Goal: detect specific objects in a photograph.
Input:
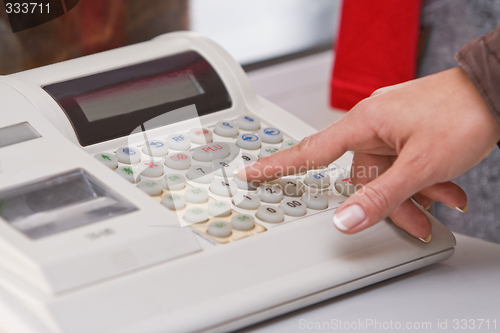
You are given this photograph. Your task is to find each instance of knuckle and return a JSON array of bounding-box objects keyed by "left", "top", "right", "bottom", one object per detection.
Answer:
[{"left": 359, "top": 182, "right": 396, "bottom": 216}]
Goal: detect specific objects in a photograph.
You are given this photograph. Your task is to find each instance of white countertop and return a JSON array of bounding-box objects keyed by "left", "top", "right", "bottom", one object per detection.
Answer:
[{"left": 244, "top": 51, "right": 500, "bottom": 333}]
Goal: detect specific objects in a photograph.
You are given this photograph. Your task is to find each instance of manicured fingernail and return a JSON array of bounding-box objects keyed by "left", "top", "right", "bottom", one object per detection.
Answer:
[
  {"left": 333, "top": 204, "right": 366, "bottom": 231},
  {"left": 456, "top": 205, "right": 468, "bottom": 213},
  {"left": 419, "top": 234, "right": 432, "bottom": 244},
  {"left": 424, "top": 204, "right": 431, "bottom": 211}
]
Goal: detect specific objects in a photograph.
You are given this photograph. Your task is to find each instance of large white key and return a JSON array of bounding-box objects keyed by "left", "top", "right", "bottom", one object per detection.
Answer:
[
  {"left": 237, "top": 114, "right": 260, "bottom": 131},
  {"left": 214, "top": 120, "right": 240, "bottom": 137},
  {"left": 256, "top": 205, "right": 284, "bottom": 223},
  {"left": 142, "top": 140, "right": 169, "bottom": 157},
  {"left": 166, "top": 133, "right": 191, "bottom": 151},
  {"left": 116, "top": 146, "right": 141, "bottom": 164},
  {"left": 192, "top": 142, "right": 230, "bottom": 162},
  {"left": 94, "top": 152, "right": 118, "bottom": 169}
]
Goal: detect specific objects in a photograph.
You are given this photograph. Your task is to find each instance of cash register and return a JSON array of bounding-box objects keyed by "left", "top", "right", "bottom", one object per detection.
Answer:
[{"left": 0, "top": 31, "right": 456, "bottom": 333}]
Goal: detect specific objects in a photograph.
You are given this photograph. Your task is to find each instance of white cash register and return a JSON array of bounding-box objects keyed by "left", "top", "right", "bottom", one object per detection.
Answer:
[{"left": 0, "top": 32, "right": 455, "bottom": 333}]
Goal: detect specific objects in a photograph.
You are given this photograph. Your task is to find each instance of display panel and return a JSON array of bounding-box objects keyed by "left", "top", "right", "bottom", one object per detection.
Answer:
[
  {"left": 43, "top": 51, "right": 232, "bottom": 146},
  {"left": 0, "top": 169, "right": 137, "bottom": 239}
]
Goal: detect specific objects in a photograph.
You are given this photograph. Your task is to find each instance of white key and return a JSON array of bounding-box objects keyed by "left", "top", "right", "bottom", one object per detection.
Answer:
[
  {"left": 236, "top": 133, "right": 261, "bottom": 150},
  {"left": 233, "top": 173, "right": 259, "bottom": 190},
  {"left": 116, "top": 146, "right": 141, "bottom": 164},
  {"left": 233, "top": 192, "right": 261, "bottom": 210},
  {"left": 192, "top": 142, "right": 230, "bottom": 162},
  {"left": 281, "top": 139, "right": 296, "bottom": 149},
  {"left": 279, "top": 178, "right": 305, "bottom": 197},
  {"left": 94, "top": 153, "right": 118, "bottom": 169},
  {"left": 184, "top": 207, "right": 209, "bottom": 224},
  {"left": 209, "top": 179, "right": 237, "bottom": 197},
  {"left": 207, "top": 221, "right": 232, "bottom": 237},
  {"left": 233, "top": 153, "right": 258, "bottom": 167},
  {"left": 259, "top": 127, "right": 283, "bottom": 144},
  {"left": 164, "top": 174, "right": 186, "bottom": 190},
  {"left": 280, "top": 197, "right": 307, "bottom": 216},
  {"left": 334, "top": 175, "right": 356, "bottom": 197},
  {"left": 140, "top": 160, "right": 164, "bottom": 177},
  {"left": 237, "top": 114, "right": 260, "bottom": 131},
  {"left": 164, "top": 152, "right": 191, "bottom": 170},
  {"left": 187, "top": 165, "right": 214, "bottom": 184},
  {"left": 188, "top": 128, "right": 213, "bottom": 144},
  {"left": 161, "top": 193, "right": 186, "bottom": 210},
  {"left": 138, "top": 180, "right": 163, "bottom": 196},
  {"left": 214, "top": 120, "right": 239, "bottom": 137},
  {"left": 259, "top": 146, "right": 281, "bottom": 158},
  {"left": 142, "top": 140, "right": 169, "bottom": 156},
  {"left": 304, "top": 170, "right": 330, "bottom": 188},
  {"left": 256, "top": 205, "right": 284, "bottom": 223},
  {"left": 116, "top": 166, "right": 140, "bottom": 183},
  {"left": 301, "top": 192, "right": 328, "bottom": 210},
  {"left": 231, "top": 214, "right": 255, "bottom": 231},
  {"left": 166, "top": 133, "right": 191, "bottom": 151},
  {"left": 211, "top": 159, "right": 237, "bottom": 177},
  {"left": 208, "top": 201, "right": 232, "bottom": 217},
  {"left": 256, "top": 185, "right": 283, "bottom": 203},
  {"left": 185, "top": 187, "right": 209, "bottom": 203}
]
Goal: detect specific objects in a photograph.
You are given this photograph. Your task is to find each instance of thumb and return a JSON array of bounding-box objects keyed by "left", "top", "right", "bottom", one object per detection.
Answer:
[{"left": 333, "top": 149, "right": 435, "bottom": 234}]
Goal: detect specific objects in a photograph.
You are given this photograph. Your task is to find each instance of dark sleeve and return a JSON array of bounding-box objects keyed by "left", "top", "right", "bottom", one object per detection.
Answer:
[{"left": 455, "top": 25, "right": 500, "bottom": 127}]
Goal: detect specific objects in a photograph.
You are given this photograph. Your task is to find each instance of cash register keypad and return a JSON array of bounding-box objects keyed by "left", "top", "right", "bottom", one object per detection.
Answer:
[{"left": 93, "top": 116, "right": 348, "bottom": 244}]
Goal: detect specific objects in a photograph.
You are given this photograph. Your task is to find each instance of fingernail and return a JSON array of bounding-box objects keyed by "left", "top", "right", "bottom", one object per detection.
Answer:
[
  {"left": 233, "top": 161, "right": 256, "bottom": 178},
  {"left": 455, "top": 205, "right": 468, "bottom": 213},
  {"left": 419, "top": 234, "right": 432, "bottom": 244},
  {"left": 333, "top": 204, "right": 366, "bottom": 231},
  {"left": 424, "top": 204, "right": 431, "bottom": 211}
]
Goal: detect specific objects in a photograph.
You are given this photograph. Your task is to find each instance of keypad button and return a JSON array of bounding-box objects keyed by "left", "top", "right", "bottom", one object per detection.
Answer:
[
  {"left": 236, "top": 133, "right": 261, "bottom": 150},
  {"left": 94, "top": 153, "right": 118, "bottom": 169},
  {"left": 161, "top": 193, "right": 186, "bottom": 210},
  {"left": 301, "top": 192, "right": 328, "bottom": 210},
  {"left": 164, "top": 174, "right": 186, "bottom": 190},
  {"left": 166, "top": 134, "right": 191, "bottom": 151},
  {"left": 192, "top": 142, "right": 230, "bottom": 162},
  {"left": 188, "top": 128, "right": 213, "bottom": 144},
  {"left": 116, "top": 166, "right": 140, "bottom": 183},
  {"left": 207, "top": 221, "right": 232, "bottom": 237},
  {"left": 334, "top": 175, "right": 356, "bottom": 197},
  {"left": 185, "top": 187, "right": 209, "bottom": 203},
  {"left": 280, "top": 197, "right": 307, "bottom": 216},
  {"left": 116, "top": 146, "right": 141, "bottom": 164},
  {"left": 209, "top": 179, "right": 237, "bottom": 197},
  {"left": 211, "top": 159, "right": 237, "bottom": 177},
  {"left": 164, "top": 153, "right": 191, "bottom": 170},
  {"left": 142, "top": 140, "right": 168, "bottom": 156},
  {"left": 256, "top": 205, "right": 284, "bottom": 223},
  {"left": 138, "top": 180, "right": 163, "bottom": 196},
  {"left": 304, "top": 170, "right": 330, "bottom": 188},
  {"left": 259, "top": 146, "right": 281, "bottom": 158},
  {"left": 208, "top": 201, "right": 232, "bottom": 217},
  {"left": 233, "top": 173, "right": 259, "bottom": 190},
  {"left": 214, "top": 120, "right": 240, "bottom": 137},
  {"left": 237, "top": 115, "right": 261, "bottom": 131},
  {"left": 256, "top": 185, "right": 283, "bottom": 203},
  {"left": 186, "top": 165, "right": 214, "bottom": 184},
  {"left": 233, "top": 192, "right": 261, "bottom": 210},
  {"left": 259, "top": 127, "right": 283, "bottom": 144},
  {"left": 231, "top": 214, "right": 255, "bottom": 231},
  {"left": 233, "top": 153, "right": 258, "bottom": 167},
  {"left": 140, "top": 160, "right": 164, "bottom": 177},
  {"left": 279, "top": 178, "right": 305, "bottom": 197},
  {"left": 281, "top": 139, "right": 297, "bottom": 149},
  {"left": 184, "top": 207, "right": 209, "bottom": 223}
]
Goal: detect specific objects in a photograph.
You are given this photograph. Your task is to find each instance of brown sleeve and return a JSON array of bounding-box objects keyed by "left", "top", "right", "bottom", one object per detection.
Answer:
[{"left": 455, "top": 25, "right": 500, "bottom": 128}]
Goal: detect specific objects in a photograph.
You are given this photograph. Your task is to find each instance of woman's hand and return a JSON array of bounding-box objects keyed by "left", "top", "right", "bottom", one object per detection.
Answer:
[{"left": 237, "top": 67, "right": 500, "bottom": 241}]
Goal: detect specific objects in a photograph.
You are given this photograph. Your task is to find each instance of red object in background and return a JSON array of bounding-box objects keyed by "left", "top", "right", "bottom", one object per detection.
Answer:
[{"left": 330, "top": 0, "right": 422, "bottom": 111}]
